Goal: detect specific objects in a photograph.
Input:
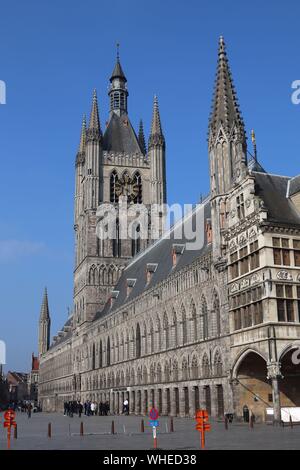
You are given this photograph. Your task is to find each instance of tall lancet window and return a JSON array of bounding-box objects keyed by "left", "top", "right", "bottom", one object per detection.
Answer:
[
  {"left": 110, "top": 170, "right": 119, "bottom": 203},
  {"left": 131, "top": 223, "right": 141, "bottom": 256},
  {"left": 133, "top": 172, "right": 143, "bottom": 203},
  {"left": 112, "top": 218, "right": 121, "bottom": 258}
]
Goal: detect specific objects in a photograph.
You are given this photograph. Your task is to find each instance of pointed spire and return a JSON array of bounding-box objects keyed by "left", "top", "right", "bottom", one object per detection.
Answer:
[
  {"left": 138, "top": 119, "right": 146, "bottom": 155},
  {"left": 76, "top": 115, "right": 86, "bottom": 165},
  {"left": 148, "top": 96, "right": 165, "bottom": 148},
  {"left": 110, "top": 43, "right": 127, "bottom": 82},
  {"left": 40, "top": 288, "right": 50, "bottom": 321},
  {"left": 209, "top": 36, "right": 246, "bottom": 142},
  {"left": 87, "top": 89, "right": 102, "bottom": 141}
]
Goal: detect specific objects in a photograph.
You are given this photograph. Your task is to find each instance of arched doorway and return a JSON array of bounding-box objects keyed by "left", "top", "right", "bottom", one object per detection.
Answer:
[
  {"left": 279, "top": 348, "right": 300, "bottom": 407},
  {"left": 234, "top": 350, "right": 270, "bottom": 420}
]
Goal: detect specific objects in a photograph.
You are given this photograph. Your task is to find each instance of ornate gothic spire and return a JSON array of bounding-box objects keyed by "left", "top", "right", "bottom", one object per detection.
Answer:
[
  {"left": 87, "top": 89, "right": 102, "bottom": 140},
  {"left": 40, "top": 288, "right": 50, "bottom": 321},
  {"left": 148, "top": 96, "right": 165, "bottom": 148},
  {"left": 76, "top": 114, "right": 86, "bottom": 165},
  {"left": 138, "top": 119, "right": 146, "bottom": 155},
  {"left": 209, "top": 36, "right": 246, "bottom": 143}
]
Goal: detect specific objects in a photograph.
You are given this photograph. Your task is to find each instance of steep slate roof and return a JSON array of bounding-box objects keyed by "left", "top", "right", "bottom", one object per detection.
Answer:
[
  {"left": 102, "top": 112, "right": 144, "bottom": 154},
  {"left": 96, "top": 200, "right": 212, "bottom": 320},
  {"left": 253, "top": 172, "right": 300, "bottom": 227},
  {"left": 49, "top": 316, "right": 73, "bottom": 350}
]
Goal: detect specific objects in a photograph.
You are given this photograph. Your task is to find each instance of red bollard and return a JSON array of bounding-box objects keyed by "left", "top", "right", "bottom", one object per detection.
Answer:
[
  {"left": 111, "top": 420, "right": 115, "bottom": 435},
  {"left": 141, "top": 419, "right": 144, "bottom": 433},
  {"left": 48, "top": 423, "right": 52, "bottom": 438},
  {"left": 80, "top": 421, "right": 84, "bottom": 436}
]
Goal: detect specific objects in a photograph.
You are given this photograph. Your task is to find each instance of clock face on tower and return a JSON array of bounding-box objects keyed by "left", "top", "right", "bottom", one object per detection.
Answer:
[{"left": 115, "top": 173, "right": 139, "bottom": 201}]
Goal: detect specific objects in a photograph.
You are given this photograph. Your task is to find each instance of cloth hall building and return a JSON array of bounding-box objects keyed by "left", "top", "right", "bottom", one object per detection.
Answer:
[{"left": 38, "top": 38, "right": 300, "bottom": 422}]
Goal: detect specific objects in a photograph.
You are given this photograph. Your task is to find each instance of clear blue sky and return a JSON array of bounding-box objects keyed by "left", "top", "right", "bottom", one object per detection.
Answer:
[{"left": 1, "top": 0, "right": 300, "bottom": 371}]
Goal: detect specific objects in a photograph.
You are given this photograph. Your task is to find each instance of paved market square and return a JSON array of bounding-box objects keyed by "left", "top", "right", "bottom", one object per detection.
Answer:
[{"left": 1, "top": 412, "right": 300, "bottom": 450}]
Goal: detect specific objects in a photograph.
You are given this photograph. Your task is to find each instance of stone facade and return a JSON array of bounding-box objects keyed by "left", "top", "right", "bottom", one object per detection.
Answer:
[{"left": 38, "top": 39, "right": 300, "bottom": 422}]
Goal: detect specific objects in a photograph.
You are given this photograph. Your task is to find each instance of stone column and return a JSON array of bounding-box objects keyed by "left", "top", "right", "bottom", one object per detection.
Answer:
[
  {"left": 189, "top": 386, "right": 196, "bottom": 417},
  {"left": 267, "top": 362, "right": 282, "bottom": 424},
  {"left": 142, "top": 390, "right": 147, "bottom": 415}
]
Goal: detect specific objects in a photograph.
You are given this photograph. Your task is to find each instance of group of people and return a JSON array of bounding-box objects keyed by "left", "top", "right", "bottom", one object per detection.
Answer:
[{"left": 63, "top": 400, "right": 110, "bottom": 417}]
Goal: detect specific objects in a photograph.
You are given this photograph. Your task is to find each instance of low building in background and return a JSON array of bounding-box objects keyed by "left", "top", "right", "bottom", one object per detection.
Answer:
[{"left": 7, "top": 371, "right": 28, "bottom": 403}]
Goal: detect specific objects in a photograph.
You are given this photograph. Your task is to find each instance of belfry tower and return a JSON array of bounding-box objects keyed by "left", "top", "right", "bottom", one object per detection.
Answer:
[{"left": 73, "top": 51, "right": 167, "bottom": 326}]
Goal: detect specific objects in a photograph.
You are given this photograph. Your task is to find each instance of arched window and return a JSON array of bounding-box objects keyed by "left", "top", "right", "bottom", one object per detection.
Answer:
[
  {"left": 173, "top": 359, "right": 179, "bottom": 381},
  {"left": 133, "top": 172, "right": 142, "bottom": 203},
  {"left": 163, "top": 312, "right": 169, "bottom": 349},
  {"left": 136, "top": 323, "right": 141, "bottom": 358},
  {"left": 91, "top": 344, "right": 95, "bottom": 370},
  {"left": 164, "top": 361, "right": 170, "bottom": 382},
  {"left": 131, "top": 223, "right": 141, "bottom": 256},
  {"left": 182, "top": 357, "right": 188, "bottom": 380},
  {"left": 213, "top": 291, "right": 221, "bottom": 336},
  {"left": 110, "top": 170, "right": 119, "bottom": 203},
  {"left": 172, "top": 309, "right": 178, "bottom": 347},
  {"left": 99, "top": 340, "right": 103, "bottom": 368},
  {"left": 214, "top": 351, "right": 223, "bottom": 376},
  {"left": 149, "top": 320, "right": 154, "bottom": 353},
  {"left": 191, "top": 356, "right": 199, "bottom": 379},
  {"left": 201, "top": 297, "right": 209, "bottom": 339},
  {"left": 190, "top": 299, "right": 197, "bottom": 341},
  {"left": 202, "top": 354, "right": 210, "bottom": 377},
  {"left": 157, "top": 363, "right": 162, "bottom": 383},
  {"left": 107, "top": 337, "right": 111, "bottom": 366},
  {"left": 112, "top": 218, "right": 121, "bottom": 257},
  {"left": 181, "top": 304, "right": 187, "bottom": 345}
]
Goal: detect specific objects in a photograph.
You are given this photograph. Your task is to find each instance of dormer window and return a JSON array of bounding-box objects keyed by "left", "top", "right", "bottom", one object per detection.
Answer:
[
  {"left": 172, "top": 244, "right": 185, "bottom": 267},
  {"left": 110, "top": 290, "right": 119, "bottom": 307},
  {"left": 126, "top": 279, "right": 136, "bottom": 297},
  {"left": 146, "top": 263, "right": 158, "bottom": 284}
]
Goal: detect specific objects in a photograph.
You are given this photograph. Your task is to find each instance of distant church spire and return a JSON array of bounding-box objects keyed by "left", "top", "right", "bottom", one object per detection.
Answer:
[
  {"left": 109, "top": 46, "right": 128, "bottom": 116},
  {"left": 87, "top": 90, "right": 101, "bottom": 140},
  {"left": 38, "top": 288, "right": 51, "bottom": 356},
  {"left": 209, "top": 36, "right": 246, "bottom": 146},
  {"left": 149, "top": 96, "right": 165, "bottom": 148},
  {"left": 138, "top": 119, "right": 146, "bottom": 155}
]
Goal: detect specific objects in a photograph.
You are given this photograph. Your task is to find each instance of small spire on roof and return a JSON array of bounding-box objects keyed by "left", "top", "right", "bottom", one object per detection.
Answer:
[
  {"left": 138, "top": 119, "right": 146, "bottom": 155},
  {"left": 148, "top": 95, "right": 165, "bottom": 148},
  {"left": 251, "top": 129, "right": 257, "bottom": 161},
  {"left": 87, "top": 89, "right": 102, "bottom": 140},
  {"left": 40, "top": 287, "right": 50, "bottom": 321}
]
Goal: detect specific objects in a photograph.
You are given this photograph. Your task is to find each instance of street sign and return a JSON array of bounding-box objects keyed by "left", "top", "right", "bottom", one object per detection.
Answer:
[
  {"left": 149, "top": 408, "right": 159, "bottom": 420},
  {"left": 149, "top": 419, "right": 159, "bottom": 427},
  {"left": 195, "top": 409, "right": 211, "bottom": 449},
  {"left": 3, "top": 409, "right": 17, "bottom": 449}
]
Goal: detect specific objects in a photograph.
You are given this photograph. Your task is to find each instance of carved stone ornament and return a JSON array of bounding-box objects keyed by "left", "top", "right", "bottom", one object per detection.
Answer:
[
  {"left": 245, "top": 198, "right": 251, "bottom": 208},
  {"left": 230, "top": 282, "right": 239, "bottom": 293},
  {"left": 231, "top": 209, "right": 236, "bottom": 218},
  {"left": 276, "top": 270, "right": 293, "bottom": 281},
  {"left": 267, "top": 361, "right": 282, "bottom": 380}
]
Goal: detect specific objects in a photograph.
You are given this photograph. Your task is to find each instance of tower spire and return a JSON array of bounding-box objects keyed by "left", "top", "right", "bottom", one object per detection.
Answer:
[
  {"left": 209, "top": 36, "right": 246, "bottom": 145},
  {"left": 87, "top": 89, "right": 101, "bottom": 138},
  {"left": 138, "top": 119, "right": 146, "bottom": 155},
  {"left": 109, "top": 48, "right": 128, "bottom": 115},
  {"left": 76, "top": 114, "right": 86, "bottom": 165},
  {"left": 38, "top": 287, "right": 51, "bottom": 356},
  {"left": 40, "top": 287, "right": 50, "bottom": 321},
  {"left": 149, "top": 96, "right": 165, "bottom": 148}
]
